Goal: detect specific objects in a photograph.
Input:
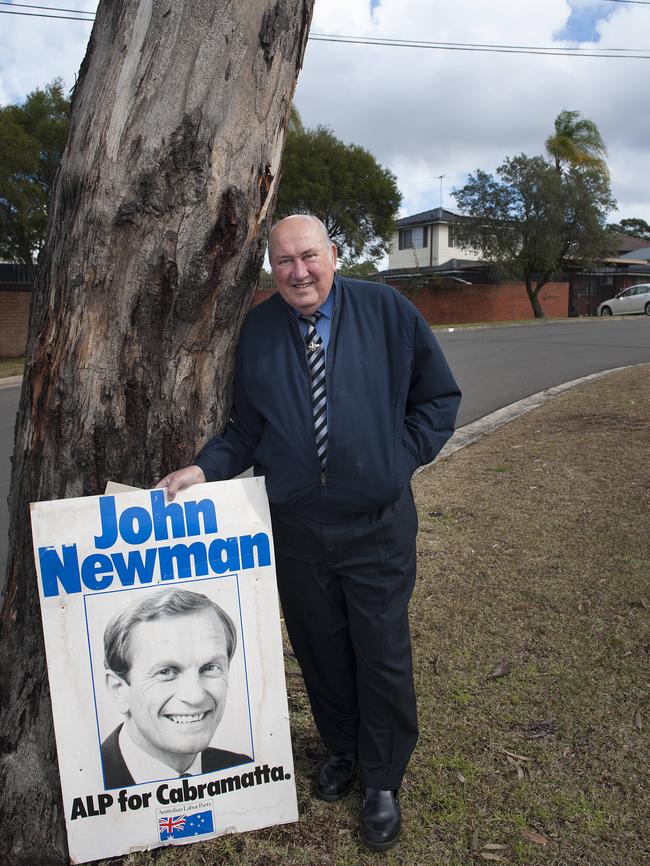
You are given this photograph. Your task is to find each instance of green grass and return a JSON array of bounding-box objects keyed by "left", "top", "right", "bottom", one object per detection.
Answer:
[{"left": 0, "top": 356, "right": 24, "bottom": 378}]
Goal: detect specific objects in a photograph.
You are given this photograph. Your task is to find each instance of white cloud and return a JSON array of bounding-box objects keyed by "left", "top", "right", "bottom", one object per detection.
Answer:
[
  {"left": 0, "top": 0, "right": 648, "bottom": 228},
  {"left": 297, "top": 0, "right": 650, "bottom": 224},
  {"left": 0, "top": 1, "right": 95, "bottom": 104}
]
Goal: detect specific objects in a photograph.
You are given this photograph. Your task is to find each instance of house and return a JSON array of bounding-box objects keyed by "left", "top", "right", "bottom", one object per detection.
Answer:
[{"left": 388, "top": 207, "right": 483, "bottom": 271}]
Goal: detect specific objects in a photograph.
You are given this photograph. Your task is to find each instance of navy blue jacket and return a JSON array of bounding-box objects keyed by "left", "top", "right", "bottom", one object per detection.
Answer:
[{"left": 195, "top": 275, "right": 461, "bottom": 521}]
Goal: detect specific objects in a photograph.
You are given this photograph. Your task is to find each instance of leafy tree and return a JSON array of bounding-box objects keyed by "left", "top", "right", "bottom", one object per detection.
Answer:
[
  {"left": 608, "top": 217, "right": 650, "bottom": 239},
  {"left": 288, "top": 104, "right": 304, "bottom": 133},
  {"left": 453, "top": 154, "right": 615, "bottom": 317},
  {"left": 337, "top": 256, "right": 379, "bottom": 279},
  {"left": 545, "top": 109, "right": 608, "bottom": 177},
  {"left": 0, "top": 79, "right": 70, "bottom": 272},
  {"left": 275, "top": 125, "right": 401, "bottom": 259}
]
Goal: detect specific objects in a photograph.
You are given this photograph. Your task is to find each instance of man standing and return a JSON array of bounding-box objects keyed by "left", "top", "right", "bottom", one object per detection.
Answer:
[{"left": 158, "top": 214, "right": 461, "bottom": 850}]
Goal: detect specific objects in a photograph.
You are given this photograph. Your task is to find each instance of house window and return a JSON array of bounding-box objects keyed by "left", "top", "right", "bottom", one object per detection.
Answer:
[
  {"left": 448, "top": 224, "right": 457, "bottom": 247},
  {"left": 399, "top": 225, "right": 428, "bottom": 249}
]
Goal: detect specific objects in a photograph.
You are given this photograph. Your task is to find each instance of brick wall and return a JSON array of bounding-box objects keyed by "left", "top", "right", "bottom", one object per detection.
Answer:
[
  {"left": 251, "top": 280, "right": 569, "bottom": 322},
  {"left": 0, "top": 289, "right": 31, "bottom": 358},
  {"left": 388, "top": 280, "right": 569, "bottom": 323},
  {"left": 0, "top": 279, "right": 569, "bottom": 360},
  {"left": 251, "top": 287, "right": 276, "bottom": 307}
]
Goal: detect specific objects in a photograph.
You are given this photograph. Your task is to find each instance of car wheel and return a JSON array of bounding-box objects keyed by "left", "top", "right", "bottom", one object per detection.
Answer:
[
  {"left": 600, "top": 306, "right": 612, "bottom": 316},
  {"left": 645, "top": 302, "right": 650, "bottom": 316}
]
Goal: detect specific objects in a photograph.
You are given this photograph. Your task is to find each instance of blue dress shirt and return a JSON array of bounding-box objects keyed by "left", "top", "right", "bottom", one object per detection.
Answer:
[{"left": 293, "top": 287, "right": 334, "bottom": 355}]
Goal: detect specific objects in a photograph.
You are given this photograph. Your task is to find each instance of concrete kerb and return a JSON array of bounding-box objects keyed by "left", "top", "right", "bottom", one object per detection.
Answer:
[
  {"left": 423, "top": 365, "right": 637, "bottom": 471},
  {"left": 431, "top": 315, "right": 630, "bottom": 333},
  {"left": 0, "top": 375, "right": 22, "bottom": 390}
]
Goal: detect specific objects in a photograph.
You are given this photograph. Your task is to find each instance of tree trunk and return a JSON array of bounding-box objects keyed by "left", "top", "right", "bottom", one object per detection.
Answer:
[
  {"left": 0, "top": 1, "right": 314, "bottom": 862},
  {"left": 526, "top": 278, "right": 545, "bottom": 318}
]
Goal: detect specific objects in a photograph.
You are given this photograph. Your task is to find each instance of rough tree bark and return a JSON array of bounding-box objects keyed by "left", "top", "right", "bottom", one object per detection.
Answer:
[
  {"left": 0, "top": 1, "right": 314, "bottom": 862},
  {"left": 525, "top": 278, "right": 546, "bottom": 318}
]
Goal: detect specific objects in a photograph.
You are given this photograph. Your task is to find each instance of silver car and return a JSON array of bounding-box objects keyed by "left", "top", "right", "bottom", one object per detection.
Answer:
[{"left": 598, "top": 284, "right": 650, "bottom": 316}]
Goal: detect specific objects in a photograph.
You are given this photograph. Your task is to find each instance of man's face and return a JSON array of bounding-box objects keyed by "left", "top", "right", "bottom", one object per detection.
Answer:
[
  {"left": 108, "top": 610, "right": 230, "bottom": 771},
  {"left": 269, "top": 216, "right": 337, "bottom": 315}
]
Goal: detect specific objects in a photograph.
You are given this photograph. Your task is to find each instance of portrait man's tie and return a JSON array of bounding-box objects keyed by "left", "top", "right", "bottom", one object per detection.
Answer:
[{"left": 300, "top": 312, "right": 327, "bottom": 469}]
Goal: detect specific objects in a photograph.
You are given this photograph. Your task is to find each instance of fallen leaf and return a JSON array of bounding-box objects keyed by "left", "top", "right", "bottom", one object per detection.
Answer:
[
  {"left": 522, "top": 829, "right": 549, "bottom": 846},
  {"left": 431, "top": 654, "right": 441, "bottom": 675},
  {"left": 634, "top": 707, "right": 643, "bottom": 730},
  {"left": 505, "top": 755, "right": 525, "bottom": 780},
  {"left": 482, "top": 844, "right": 508, "bottom": 850},
  {"left": 478, "top": 855, "right": 503, "bottom": 862},
  {"left": 501, "top": 748, "right": 531, "bottom": 762},
  {"left": 472, "top": 828, "right": 480, "bottom": 852},
  {"left": 457, "top": 771, "right": 466, "bottom": 783},
  {"left": 488, "top": 659, "right": 512, "bottom": 679}
]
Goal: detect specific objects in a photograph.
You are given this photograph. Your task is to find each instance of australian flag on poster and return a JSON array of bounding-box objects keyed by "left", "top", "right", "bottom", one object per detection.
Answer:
[{"left": 159, "top": 809, "right": 214, "bottom": 841}]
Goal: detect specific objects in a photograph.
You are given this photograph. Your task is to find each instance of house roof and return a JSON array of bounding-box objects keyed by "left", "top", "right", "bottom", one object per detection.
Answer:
[
  {"left": 395, "top": 207, "right": 460, "bottom": 228},
  {"left": 377, "top": 258, "right": 488, "bottom": 279},
  {"left": 620, "top": 246, "right": 650, "bottom": 261},
  {"left": 612, "top": 233, "right": 650, "bottom": 255}
]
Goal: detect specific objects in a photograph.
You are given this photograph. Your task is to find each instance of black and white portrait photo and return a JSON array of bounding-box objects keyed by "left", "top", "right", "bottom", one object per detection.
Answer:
[{"left": 86, "top": 583, "right": 254, "bottom": 789}]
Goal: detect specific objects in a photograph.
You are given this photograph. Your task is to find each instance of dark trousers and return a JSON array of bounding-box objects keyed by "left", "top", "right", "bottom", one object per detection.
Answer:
[{"left": 272, "top": 487, "right": 419, "bottom": 790}]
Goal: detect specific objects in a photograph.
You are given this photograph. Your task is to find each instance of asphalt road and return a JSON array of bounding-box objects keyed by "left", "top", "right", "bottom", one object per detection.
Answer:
[
  {"left": 1, "top": 317, "right": 649, "bottom": 589},
  {"left": 435, "top": 317, "right": 650, "bottom": 426}
]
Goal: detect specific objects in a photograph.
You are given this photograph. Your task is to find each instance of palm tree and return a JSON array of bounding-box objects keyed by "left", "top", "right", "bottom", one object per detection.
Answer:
[{"left": 545, "top": 110, "right": 608, "bottom": 176}]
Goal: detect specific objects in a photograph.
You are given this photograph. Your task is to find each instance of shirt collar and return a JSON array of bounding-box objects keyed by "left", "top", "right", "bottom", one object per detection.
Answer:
[{"left": 119, "top": 723, "right": 202, "bottom": 784}]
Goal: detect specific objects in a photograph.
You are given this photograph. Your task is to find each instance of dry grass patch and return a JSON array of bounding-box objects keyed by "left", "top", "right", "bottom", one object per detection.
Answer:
[{"left": 111, "top": 365, "right": 650, "bottom": 866}]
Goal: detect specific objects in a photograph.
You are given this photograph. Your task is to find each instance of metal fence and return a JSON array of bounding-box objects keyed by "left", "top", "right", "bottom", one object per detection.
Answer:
[{"left": 0, "top": 262, "right": 33, "bottom": 286}]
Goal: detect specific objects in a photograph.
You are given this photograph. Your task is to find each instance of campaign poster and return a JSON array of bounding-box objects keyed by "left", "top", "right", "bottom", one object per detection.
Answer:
[{"left": 31, "top": 477, "right": 297, "bottom": 864}]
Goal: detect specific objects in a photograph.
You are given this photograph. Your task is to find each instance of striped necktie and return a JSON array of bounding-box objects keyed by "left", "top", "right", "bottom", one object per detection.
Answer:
[{"left": 300, "top": 312, "right": 327, "bottom": 469}]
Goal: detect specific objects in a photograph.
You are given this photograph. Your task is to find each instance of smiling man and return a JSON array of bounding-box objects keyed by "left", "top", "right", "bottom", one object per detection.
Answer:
[
  {"left": 158, "top": 214, "right": 461, "bottom": 850},
  {"left": 101, "top": 589, "right": 251, "bottom": 789}
]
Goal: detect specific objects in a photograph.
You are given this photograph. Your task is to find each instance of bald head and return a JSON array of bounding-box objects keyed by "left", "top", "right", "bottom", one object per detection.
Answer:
[
  {"left": 268, "top": 214, "right": 332, "bottom": 255},
  {"left": 268, "top": 214, "right": 337, "bottom": 315}
]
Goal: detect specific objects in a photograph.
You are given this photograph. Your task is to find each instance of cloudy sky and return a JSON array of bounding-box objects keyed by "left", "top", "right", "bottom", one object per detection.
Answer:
[{"left": 2, "top": 0, "right": 649, "bottom": 231}]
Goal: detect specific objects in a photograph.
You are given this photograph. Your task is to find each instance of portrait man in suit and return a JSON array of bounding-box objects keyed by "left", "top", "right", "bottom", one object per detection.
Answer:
[{"left": 101, "top": 588, "right": 251, "bottom": 789}]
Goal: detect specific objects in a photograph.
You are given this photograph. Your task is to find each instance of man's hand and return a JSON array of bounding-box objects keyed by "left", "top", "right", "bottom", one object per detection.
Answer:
[{"left": 156, "top": 465, "right": 206, "bottom": 500}]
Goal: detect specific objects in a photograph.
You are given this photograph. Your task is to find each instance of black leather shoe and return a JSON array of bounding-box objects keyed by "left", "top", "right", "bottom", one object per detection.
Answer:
[
  {"left": 315, "top": 750, "right": 357, "bottom": 802},
  {"left": 360, "top": 788, "right": 401, "bottom": 851}
]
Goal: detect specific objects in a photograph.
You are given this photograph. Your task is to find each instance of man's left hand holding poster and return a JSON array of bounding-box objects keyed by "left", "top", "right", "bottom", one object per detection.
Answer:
[{"left": 30, "top": 477, "right": 297, "bottom": 864}]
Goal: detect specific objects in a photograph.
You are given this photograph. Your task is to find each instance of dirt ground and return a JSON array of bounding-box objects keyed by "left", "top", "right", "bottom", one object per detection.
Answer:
[{"left": 116, "top": 364, "right": 650, "bottom": 866}]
